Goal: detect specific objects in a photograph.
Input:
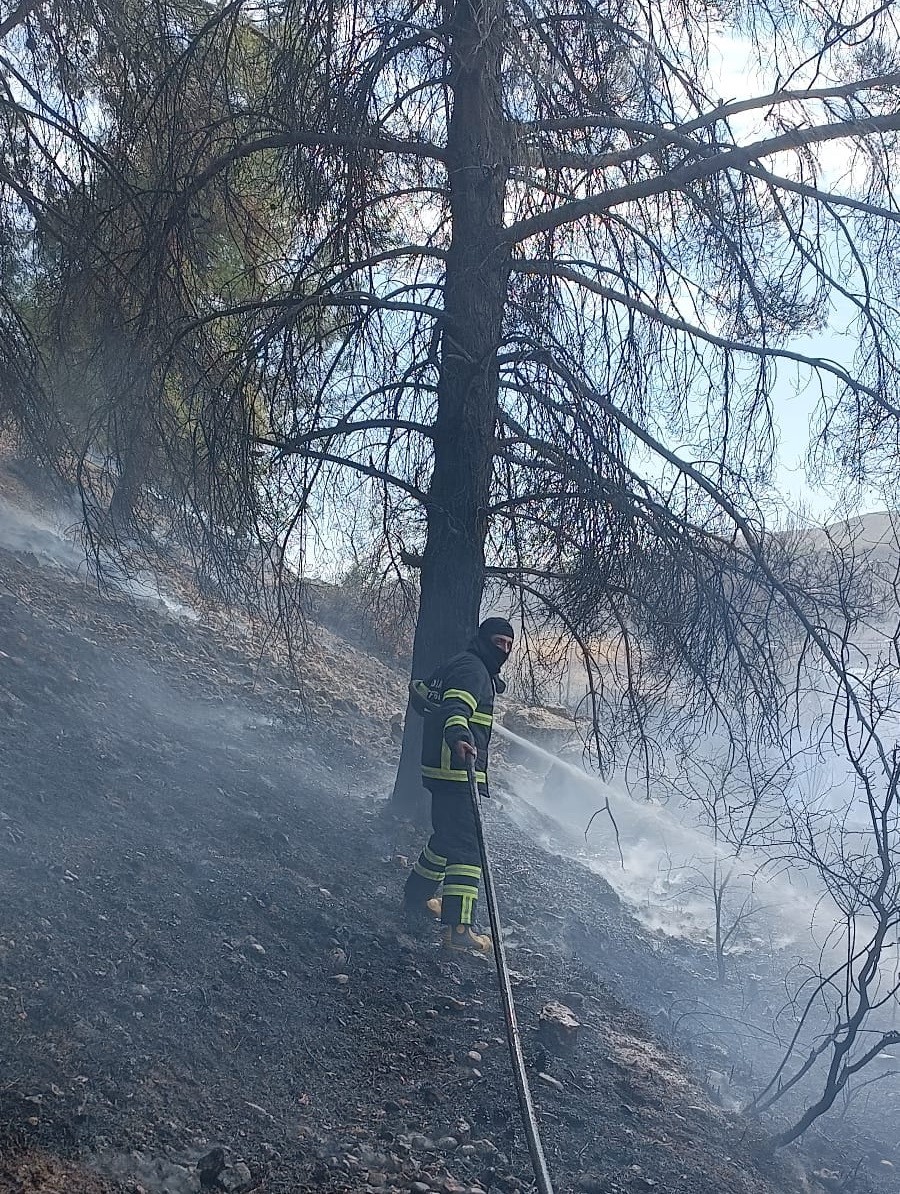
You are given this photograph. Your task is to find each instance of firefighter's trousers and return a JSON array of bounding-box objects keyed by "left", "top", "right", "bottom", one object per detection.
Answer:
[{"left": 404, "top": 779, "right": 482, "bottom": 926}]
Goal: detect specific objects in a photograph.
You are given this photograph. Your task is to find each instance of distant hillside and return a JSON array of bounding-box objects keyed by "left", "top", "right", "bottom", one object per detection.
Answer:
[{"left": 799, "top": 509, "right": 900, "bottom": 569}]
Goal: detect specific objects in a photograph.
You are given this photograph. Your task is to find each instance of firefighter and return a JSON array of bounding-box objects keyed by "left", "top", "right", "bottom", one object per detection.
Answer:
[{"left": 403, "top": 616, "right": 514, "bottom": 955}]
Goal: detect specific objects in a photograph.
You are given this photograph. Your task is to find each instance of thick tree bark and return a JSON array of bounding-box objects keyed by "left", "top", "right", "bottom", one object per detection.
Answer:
[
  {"left": 108, "top": 438, "right": 149, "bottom": 528},
  {"left": 390, "top": 0, "right": 509, "bottom": 811}
]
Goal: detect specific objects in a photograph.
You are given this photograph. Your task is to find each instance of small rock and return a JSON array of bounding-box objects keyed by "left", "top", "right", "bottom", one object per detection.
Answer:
[
  {"left": 367, "top": 1170, "right": 387, "bottom": 1186},
  {"left": 333, "top": 973, "right": 350, "bottom": 985},
  {"left": 812, "top": 1171, "right": 842, "bottom": 1194},
  {"left": 409, "top": 1184, "right": 431, "bottom": 1193},
  {"left": 436, "top": 996, "right": 467, "bottom": 1012},
  {"left": 465, "top": 1051, "right": 482, "bottom": 1065},
  {"left": 458, "top": 1145, "right": 477, "bottom": 1158},
  {"left": 196, "top": 1147, "right": 228, "bottom": 1184},
  {"left": 537, "top": 1001, "right": 580, "bottom": 1057},
  {"left": 577, "top": 1176, "right": 609, "bottom": 1194},
  {"left": 359, "top": 1148, "right": 388, "bottom": 1167},
  {"left": 537, "top": 1072, "right": 563, "bottom": 1092},
  {"left": 454, "top": 1118, "right": 472, "bottom": 1142},
  {"left": 473, "top": 1140, "right": 497, "bottom": 1157},
  {"left": 437, "top": 1136, "right": 459, "bottom": 1152},
  {"left": 220, "top": 1161, "right": 253, "bottom": 1193},
  {"left": 329, "top": 947, "right": 348, "bottom": 967}
]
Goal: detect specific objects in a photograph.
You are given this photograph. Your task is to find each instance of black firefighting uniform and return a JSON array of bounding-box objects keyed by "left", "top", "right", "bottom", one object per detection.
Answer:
[{"left": 404, "top": 647, "right": 497, "bottom": 926}]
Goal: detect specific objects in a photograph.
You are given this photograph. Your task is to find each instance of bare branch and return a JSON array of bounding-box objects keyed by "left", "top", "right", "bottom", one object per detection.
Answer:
[
  {"left": 505, "top": 113, "right": 900, "bottom": 244},
  {"left": 513, "top": 261, "right": 896, "bottom": 411}
]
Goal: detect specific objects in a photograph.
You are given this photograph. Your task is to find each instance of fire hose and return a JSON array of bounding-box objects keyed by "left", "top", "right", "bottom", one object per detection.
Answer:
[{"left": 465, "top": 756, "right": 556, "bottom": 1194}]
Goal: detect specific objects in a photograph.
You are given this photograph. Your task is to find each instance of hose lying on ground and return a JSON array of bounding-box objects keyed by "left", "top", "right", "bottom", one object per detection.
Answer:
[{"left": 465, "top": 758, "right": 556, "bottom": 1194}]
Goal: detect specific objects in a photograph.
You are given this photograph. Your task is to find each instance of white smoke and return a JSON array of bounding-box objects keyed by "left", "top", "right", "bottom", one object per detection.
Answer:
[{"left": 0, "top": 494, "right": 198, "bottom": 622}]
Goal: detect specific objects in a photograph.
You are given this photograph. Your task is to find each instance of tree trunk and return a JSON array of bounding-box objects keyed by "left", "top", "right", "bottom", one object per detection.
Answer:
[
  {"left": 107, "top": 349, "right": 155, "bottom": 532},
  {"left": 391, "top": 0, "right": 509, "bottom": 811},
  {"left": 108, "top": 438, "right": 149, "bottom": 529}
]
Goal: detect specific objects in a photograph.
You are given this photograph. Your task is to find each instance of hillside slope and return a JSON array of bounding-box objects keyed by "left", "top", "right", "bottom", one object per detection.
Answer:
[{"left": 0, "top": 484, "right": 892, "bottom": 1194}]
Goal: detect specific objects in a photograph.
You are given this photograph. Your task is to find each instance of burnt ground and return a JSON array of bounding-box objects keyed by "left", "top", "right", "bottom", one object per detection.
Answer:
[{"left": 0, "top": 521, "right": 896, "bottom": 1194}]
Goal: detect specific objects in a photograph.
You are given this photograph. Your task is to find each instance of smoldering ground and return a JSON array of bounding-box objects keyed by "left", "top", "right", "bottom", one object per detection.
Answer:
[{"left": 1, "top": 490, "right": 898, "bottom": 1193}]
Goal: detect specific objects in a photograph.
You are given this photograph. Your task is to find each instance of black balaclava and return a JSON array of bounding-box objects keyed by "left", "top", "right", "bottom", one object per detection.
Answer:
[{"left": 473, "top": 616, "right": 515, "bottom": 675}]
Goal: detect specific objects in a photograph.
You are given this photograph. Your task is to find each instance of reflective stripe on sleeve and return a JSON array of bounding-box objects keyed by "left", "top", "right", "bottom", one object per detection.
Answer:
[{"left": 442, "top": 688, "right": 478, "bottom": 713}]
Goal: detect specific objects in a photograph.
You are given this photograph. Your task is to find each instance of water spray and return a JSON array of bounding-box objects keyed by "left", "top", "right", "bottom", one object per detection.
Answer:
[
  {"left": 493, "top": 722, "right": 835, "bottom": 953},
  {"left": 494, "top": 722, "right": 736, "bottom": 862}
]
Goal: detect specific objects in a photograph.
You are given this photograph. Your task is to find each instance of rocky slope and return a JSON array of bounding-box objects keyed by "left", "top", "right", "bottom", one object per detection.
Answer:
[{"left": 0, "top": 468, "right": 894, "bottom": 1194}]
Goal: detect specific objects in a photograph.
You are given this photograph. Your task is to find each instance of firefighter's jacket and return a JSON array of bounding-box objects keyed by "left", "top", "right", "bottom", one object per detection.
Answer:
[{"left": 421, "top": 648, "right": 497, "bottom": 788}]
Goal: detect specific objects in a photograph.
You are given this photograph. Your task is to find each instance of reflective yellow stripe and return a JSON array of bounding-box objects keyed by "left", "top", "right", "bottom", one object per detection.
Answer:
[
  {"left": 470, "top": 712, "right": 493, "bottom": 726},
  {"left": 414, "top": 862, "right": 444, "bottom": 882},
  {"left": 422, "top": 766, "right": 487, "bottom": 783},
  {"left": 424, "top": 845, "right": 447, "bottom": 867},
  {"left": 446, "top": 864, "right": 482, "bottom": 879},
  {"left": 443, "top": 688, "right": 478, "bottom": 713},
  {"left": 462, "top": 893, "right": 475, "bottom": 924},
  {"left": 444, "top": 715, "right": 470, "bottom": 731},
  {"left": 442, "top": 884, "right": 480, "bottom": 897}
]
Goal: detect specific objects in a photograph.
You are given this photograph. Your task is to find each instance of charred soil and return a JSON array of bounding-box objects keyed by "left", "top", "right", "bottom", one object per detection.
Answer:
[{"left": 0, "top": 503, "right": 893, "bottom": 1194}]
